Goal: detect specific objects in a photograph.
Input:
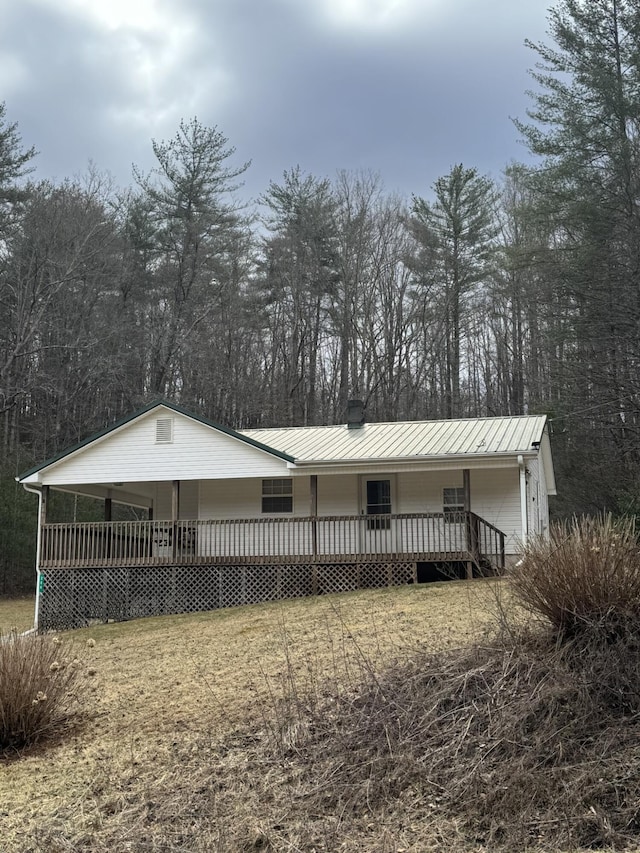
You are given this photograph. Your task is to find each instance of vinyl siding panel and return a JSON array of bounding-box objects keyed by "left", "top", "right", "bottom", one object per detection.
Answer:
[
  {"left": 40, "top": 410, "right": 290, "bottom": 486},
  {"left": 203, "top": 471, "right": 523, "bottom": 553},
  {"left": 527, "top": 458, "right": 541, "bottom": 536},
  {"left": 527, "top": 457, "right": 550, "bottom": 538},
  {"left": 200, "top": 477, "right": 312, "bottom": 519},
  {"left": 469, "top": 469, "right": 522, "bottom": 552},
  {"left": 317, "top": 475, "right": 359, "bottom": 515},
  {"left": 398, "top": 468, "right": 522, "bottom": 553},
  {"left": 198, "top": 477, "right": 312, "bottom": 558}
]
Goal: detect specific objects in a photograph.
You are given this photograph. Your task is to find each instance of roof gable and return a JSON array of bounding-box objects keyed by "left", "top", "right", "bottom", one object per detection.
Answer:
[{"left": 18, "top": 400, "right": 293, "bottom": 484}]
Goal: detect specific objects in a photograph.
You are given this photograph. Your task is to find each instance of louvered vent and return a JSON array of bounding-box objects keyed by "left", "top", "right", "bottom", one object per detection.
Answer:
[{"left": 155, "top": 417, "right": 173, "bottom": 444}]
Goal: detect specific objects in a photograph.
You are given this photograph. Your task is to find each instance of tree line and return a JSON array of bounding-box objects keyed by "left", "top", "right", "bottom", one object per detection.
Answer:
[{"left": 2, "top": 0, "right": 639, "bottom": 591}]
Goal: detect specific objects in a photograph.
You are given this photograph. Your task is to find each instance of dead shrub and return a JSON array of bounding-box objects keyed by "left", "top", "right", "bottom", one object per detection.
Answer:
[
  {"left": 511, "top": 514, "right": 640, "bottom": 637},
  {"left": 0, "top": 630, "right": 82, "bottom": 752},
  {"left": 242, "top": 628, "right": 640, "bottom": 850}
]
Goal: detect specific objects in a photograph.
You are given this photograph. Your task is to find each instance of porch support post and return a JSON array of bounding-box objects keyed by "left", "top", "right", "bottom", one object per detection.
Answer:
[
  {"left": 104, "top": 497, "right": 112, "bottom": 522},
  {"left": 41, "top": 485, "right": 49, "bottom": 526},
  {"left": 518, "top": 455, "right": 528, "bottom": 546},
  {"left": 36, "top": 485, "right": 50, "bottom": 631},
  {"left": 310, "top": 475, "right": 318, "bottom": 559},
  {"left": 172, "top": 481, "right": 180, "bottom": 521},
  {"left": 172, "top": 481, "right": 180, "bottom": 560},
  {"left": 463, "top": 470, "right": 473, "bottom": 580}
]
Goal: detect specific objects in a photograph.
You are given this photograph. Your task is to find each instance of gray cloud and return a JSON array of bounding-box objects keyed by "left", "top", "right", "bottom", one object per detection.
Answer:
[{"left": 1, "top": 0, "right": 551, "bottom": 202}]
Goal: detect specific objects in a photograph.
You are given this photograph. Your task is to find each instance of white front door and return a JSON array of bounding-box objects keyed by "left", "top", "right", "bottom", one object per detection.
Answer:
[{"left": 360, "top": 476, "right": 396, "bottom": 554}]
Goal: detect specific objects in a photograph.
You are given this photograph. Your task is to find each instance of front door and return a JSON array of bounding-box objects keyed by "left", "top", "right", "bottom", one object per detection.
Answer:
[{"left": 360, "top": 477, "right": 396, "bottom": 554}]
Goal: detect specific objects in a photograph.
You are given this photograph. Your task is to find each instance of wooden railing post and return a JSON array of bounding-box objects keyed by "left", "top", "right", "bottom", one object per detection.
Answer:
[
  {"left": 172, "top": 480, "right": 180, "bottom": 561},
  {"left": 310, "top": 475, "right": 318, "bottom": 558}
]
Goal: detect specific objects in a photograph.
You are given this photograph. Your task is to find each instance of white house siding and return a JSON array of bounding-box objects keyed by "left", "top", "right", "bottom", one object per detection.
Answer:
[
  {"left": 526, "top": 457, "right": 550, "bottom": 539},
  {"left": 538, "top": 469, "right": 549, "bottom": 537},
  {"left": 174, "top": 464, "right": 524, "bottom": 557},
  {"left": 396, "top": 467, "right": 523, "bottom": 554},
  {"left": 198, "top": 477, "right": 313, "bottom": 559},
  {"left": 316, "top": 474, "right": 360, "bottom": 554},
  {"left": 193, "top": 469, "right": 525, "bottom": 561},
  {"left": 37, "top": 409, "right": 290, "bottom": 486},
  {"left": 527, "top": 458, "right": 541, "bottom": 536},
  {"left": 469, "top": 468, "right": 523, "bottom": 553},
  {"left": 317, "top": 474, "right": 359, "bottom": 515}
]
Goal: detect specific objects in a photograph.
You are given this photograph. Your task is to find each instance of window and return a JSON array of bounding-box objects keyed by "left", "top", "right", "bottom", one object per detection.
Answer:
[
  {"left": 443, "top": 487, "right": 465, "bottom": 521},
  {"left": 262, "top": 479, "right": 293, "bottom": 513},
  {"left": 366, "top": 479, "right": 392, "bottom": 530}
]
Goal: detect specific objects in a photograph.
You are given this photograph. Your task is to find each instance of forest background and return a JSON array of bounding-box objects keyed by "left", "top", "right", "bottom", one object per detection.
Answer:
[{"left": 2, "top": 0, "right": 638, "bottom": 593}]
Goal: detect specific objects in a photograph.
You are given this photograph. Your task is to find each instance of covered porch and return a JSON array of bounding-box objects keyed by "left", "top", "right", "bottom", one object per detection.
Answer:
[{"left": 39, "top": 511, "right": 506, "bottom": 574}]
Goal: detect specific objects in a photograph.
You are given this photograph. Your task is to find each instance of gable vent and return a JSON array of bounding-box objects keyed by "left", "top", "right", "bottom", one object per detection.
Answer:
[{"left": 155, "top": 417, "right": 173, "bottom": 444}]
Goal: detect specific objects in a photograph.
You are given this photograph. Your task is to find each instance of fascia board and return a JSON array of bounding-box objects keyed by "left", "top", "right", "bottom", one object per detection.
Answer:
[
  {"left": 541, "top": 433, "right": 557, "bottom": 495},
  {"left": 288, "top": 452, "right": 533, "bottom": 476}
]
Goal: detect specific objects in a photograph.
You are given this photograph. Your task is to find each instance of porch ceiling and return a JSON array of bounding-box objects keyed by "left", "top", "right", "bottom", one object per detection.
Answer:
[{"left": 50, "top": 482, "right": 156, "bottom": 508}]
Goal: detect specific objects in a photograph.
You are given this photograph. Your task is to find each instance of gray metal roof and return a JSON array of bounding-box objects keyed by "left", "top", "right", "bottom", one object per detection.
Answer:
[{"left": 242, "top": 415, "right": 549, "bottom": 463}]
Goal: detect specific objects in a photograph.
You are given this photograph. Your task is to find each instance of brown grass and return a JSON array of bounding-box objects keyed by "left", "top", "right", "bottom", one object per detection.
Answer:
[
  {"left": 0, "top": 581, "right": 495, "bottom": 853},
  {"left": 5, "top": 574, "right": 635, "bottom": 852},
  {"left": 0, "top": 596, "right": 35, "bottom": 633}
]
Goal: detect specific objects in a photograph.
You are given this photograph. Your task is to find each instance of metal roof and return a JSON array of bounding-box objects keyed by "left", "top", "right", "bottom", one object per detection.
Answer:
[{"left": 242, "top": 415, "right": 549, "bottom": 463}]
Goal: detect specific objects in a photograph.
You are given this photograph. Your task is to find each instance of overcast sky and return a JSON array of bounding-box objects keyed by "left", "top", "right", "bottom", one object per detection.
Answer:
[{"left": 2, "top": 0, "right": 552, "bottom": 204}]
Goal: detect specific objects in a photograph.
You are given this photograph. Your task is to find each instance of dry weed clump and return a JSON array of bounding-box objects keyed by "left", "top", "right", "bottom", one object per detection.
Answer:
[
  {"left": 511, "top": 514, "right": 640, "bottom": 636},
  {"left": 209, "top": 519, "right": 640, "bottom": 852},
  {"left": 0, "top": 630, "right": 83, "bottom": 752},
  {"left": 238, "top": 627, "right": 640, "bottom": 851}
]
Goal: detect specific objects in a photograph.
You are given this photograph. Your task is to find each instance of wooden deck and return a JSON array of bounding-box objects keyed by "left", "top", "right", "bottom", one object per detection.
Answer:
[{"left": 40, "top": 512, "right": 505, "bottom": 573}]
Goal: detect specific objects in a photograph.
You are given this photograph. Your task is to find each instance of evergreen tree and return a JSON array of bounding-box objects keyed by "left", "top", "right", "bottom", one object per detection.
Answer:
[
  {"left": 411, "top": 165, "right": 498, "bottom": 418},
  {"left": 134, "top": 118, "right": 250, "bottom": 398},
  {"left": 516, "top": 0, "right": 640, "bottom": 511}
]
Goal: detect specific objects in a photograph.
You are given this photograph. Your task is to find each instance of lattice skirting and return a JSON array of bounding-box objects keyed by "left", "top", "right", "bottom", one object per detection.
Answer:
[{"left": 37, "top": 562, "right": 418, "bottom": 631}]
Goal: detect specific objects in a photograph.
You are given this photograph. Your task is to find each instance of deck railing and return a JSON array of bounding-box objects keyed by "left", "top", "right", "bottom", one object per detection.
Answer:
[{"left": 40, "top": 512, "right": 505, "bottom": 572}]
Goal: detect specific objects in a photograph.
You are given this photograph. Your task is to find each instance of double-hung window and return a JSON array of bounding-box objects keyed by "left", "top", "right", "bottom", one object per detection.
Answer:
[
  {"left": 443, "top": 487, "right": 465, "bottom": 521},
  {"left": 262, "top": 479, "right": 293, "bottom": 514}
]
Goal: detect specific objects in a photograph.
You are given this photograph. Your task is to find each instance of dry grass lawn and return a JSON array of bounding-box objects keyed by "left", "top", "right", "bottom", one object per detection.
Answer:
[
  {"left": 1, "top": 580, "right": 501, "bottom": 852},
  {"left": 0, "top": 597, "right": 36, "bottom": 634}
]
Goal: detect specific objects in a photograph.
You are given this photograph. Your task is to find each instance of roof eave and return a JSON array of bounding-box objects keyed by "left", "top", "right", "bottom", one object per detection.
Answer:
[{"left": 291, "top": 449, "right": 540, "bottom": 468}]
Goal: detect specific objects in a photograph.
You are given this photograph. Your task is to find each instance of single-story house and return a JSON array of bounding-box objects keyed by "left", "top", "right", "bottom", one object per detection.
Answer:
[{"left": 18, "top": 400, "right": 556, "bottom": 630}]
